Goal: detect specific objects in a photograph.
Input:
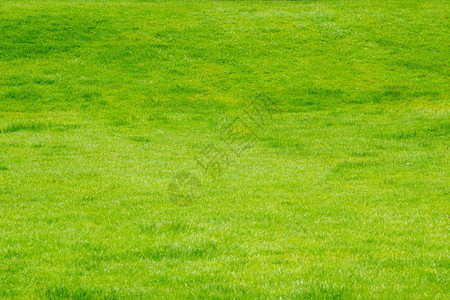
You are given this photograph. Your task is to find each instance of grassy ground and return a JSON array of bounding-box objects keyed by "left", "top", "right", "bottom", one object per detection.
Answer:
[{"left": 0, "top": 0, "right": 449, "bottom": 298}]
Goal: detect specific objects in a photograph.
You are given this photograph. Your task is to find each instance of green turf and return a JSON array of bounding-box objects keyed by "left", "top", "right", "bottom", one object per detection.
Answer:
[{"left": 0, "top": 0, "right": 449, "bottom": 298}]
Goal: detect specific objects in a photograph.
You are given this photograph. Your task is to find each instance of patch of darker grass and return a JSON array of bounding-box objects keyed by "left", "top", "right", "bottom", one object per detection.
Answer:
[
  {"left": 139, "top": 220, "right": 191, "bottom": 234},
  {"left": 1, "top": 122, "right": 48, "bottom": 134},
  {"left": 326, "top": 160, "right": 381, "bottom": 182},
  {"left": 129, "top": 136, "right": 151, "bottom": 143},
  {"left": 53, "top": 124, "right": 81, "bottom": 131},
  {"left": 0, "top": 122, "right": 81, "bottom": 134},
  {"left": 332, "top": 160, "right": 380, "bottom": 173},
  {"left": 80, "top": 195, "right": 96, "bottom": 202}
]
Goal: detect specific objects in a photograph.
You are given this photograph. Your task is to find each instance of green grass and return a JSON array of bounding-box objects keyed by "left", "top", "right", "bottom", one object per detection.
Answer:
[{"left": 0, "top": 0, "right": 449, "bottom": 298}]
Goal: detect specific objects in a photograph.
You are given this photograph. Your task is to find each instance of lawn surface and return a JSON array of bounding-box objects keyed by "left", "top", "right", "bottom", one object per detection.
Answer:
[{"left": 0, "top": 0, "right": 449, "bottom": 298}]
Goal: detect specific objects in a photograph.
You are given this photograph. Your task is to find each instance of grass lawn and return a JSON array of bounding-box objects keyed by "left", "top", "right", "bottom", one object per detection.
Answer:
[{"left": 0, "top": 0, "right": 449, "bottom": 298}]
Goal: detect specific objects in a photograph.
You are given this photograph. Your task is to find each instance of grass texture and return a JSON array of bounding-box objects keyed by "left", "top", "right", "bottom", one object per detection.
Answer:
[{"left": 0, "top": 0, "right": 449, "bottom": 298}]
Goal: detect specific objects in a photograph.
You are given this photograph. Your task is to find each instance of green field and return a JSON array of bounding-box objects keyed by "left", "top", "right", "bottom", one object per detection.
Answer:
[{"left": 0, "top": 0, "right": 449, "bottom": 298}]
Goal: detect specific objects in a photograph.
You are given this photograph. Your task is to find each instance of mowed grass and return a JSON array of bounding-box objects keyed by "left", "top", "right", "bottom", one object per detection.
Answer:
[{"left": 0, "top": 0, "right": 449, "bottom": 298}]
